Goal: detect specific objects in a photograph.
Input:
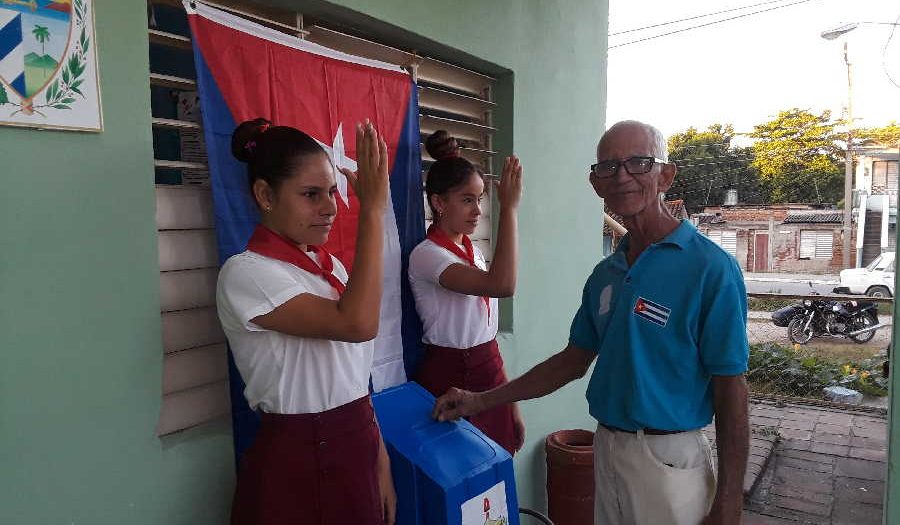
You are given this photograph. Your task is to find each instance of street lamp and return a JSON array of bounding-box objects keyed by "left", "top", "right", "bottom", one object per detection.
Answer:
[
  {"left": 820, "top": 24, "right": 857, "bottom": 269},
  {"left": 820, "top": 23, "right": 859, "bottom": 40},
  {"left": 820, "top": 21, "right": 900, "bottom": 267}
]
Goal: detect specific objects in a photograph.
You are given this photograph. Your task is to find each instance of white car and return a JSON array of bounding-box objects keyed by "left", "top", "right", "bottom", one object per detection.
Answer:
[{"left": 833, "top": 252, "right": 895, "bottom": 297}]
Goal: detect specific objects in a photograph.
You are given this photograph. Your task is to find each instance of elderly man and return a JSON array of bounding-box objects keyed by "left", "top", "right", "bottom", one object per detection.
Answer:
[{"left": 433, "top": 120, "right": 750, "bottom": 525}]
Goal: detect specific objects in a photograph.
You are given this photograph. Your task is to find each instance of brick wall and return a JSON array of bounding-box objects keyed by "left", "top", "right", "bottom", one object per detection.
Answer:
[
  {"left": 770, "top": 225, "right": 847, "bottom": 273},
  {"left": 701, "top": 205, "right": 815, "bottom": 223},
  {"left": 831, "top": 227, "right": 857, "bottom": 269},
  {"left": 703, "top": 223, "right": 855, "bottom": 274}
]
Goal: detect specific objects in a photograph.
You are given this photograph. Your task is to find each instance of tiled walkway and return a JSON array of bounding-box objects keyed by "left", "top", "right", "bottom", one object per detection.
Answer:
[{"left": 741, "top": 400, "right": 888, "bottom": 524}]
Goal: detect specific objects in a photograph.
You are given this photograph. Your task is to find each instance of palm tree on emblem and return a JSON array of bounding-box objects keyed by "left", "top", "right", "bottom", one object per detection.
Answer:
[{"left": 32, "top": 25, "right": 50, "bottom": 56}]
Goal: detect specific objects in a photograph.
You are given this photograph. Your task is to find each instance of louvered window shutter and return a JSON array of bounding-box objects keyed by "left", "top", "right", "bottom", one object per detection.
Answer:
[{"left": 799, "top": 231, "right": 816, "bottom": 259}]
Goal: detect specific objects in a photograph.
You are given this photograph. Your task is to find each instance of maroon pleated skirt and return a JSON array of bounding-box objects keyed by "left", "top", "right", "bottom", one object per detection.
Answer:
[
  {"left": 230, "top": 395, "right": 383, "bottom": 525},
  {"left": 415, "top": 339, "right": 519, "bottom": 455}
]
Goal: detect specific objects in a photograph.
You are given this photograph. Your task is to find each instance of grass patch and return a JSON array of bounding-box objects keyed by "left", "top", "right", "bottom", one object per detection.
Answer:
[
  {"left": 748, "top": 297, "right": 795, "bottom": 312},
  {"left": 747, "top": 342, "right": 888, "bottom": 398},
  {"left": 801, "top": 344, "right": 884, "bottom": 363}
]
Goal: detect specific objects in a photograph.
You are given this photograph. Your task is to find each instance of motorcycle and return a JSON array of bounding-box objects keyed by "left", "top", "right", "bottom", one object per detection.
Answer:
[{"left": 771, "top": 293, "right": 883, "bottom": 345}]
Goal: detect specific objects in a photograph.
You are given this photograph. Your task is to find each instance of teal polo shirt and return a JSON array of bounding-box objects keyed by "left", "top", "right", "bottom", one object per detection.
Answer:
[{"left": 569, "top": 220, "right": 748, "bottom": 431}]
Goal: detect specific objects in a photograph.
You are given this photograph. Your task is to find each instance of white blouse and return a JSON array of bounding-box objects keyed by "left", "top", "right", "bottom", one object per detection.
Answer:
[
  {"left": 216, "top": 251, "right": 374, "bottom": 414},
  {"left": 408, "top": 239, "right": 499, "bottom": 349}
]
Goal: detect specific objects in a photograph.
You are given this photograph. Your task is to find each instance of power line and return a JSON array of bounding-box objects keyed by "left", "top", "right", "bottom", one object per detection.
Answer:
[
  {"left": 591, "top": 150, "right": 842, "bottom": 176},
  {"left": 670, "top": 165, "right": 843, "bottom": 199},
  {"left": 671, "top": 141, "right": 746, "bottom": 149},
  {"left": 675, "top": 155, "right": 839, "bottom": 170},
  {"left": 671, "top": 146, "right": 846, "bottom": 168},
  {"left": 608, "top": 0, "right": 820, "bottom": 50},
  {"left": 670, "top": 159, "right": 845, "bottom": 186},
  {"left": 883, "top": 12, "right": 900, "bottom": 89},
  {"left": 666, "top": 171, "right": 756, "bottom": 190},
  {"left": 669, "top": 168, "right": 846, "bottom": 207},
  {"left": 609, "top": 0, "right": 790, "bottom": 36},
  {"left": 655, "top": 142, "right": 845, "bottom": 163}
]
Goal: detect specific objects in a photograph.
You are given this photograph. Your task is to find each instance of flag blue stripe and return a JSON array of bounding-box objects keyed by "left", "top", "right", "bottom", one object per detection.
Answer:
[
  {"left": 643, "top": 305, "right": 669, "bottom": 319},
  {"left": 391, "top": 85, "right": 426, "bottom": 378},
  {"left": 191, "top": 43, "right": 260, "bottom": 464},
  {"left": 0, "top": 14, "right": 22, "bottom": 61},
  {"left": 11, "top": 72, "right": 25, "bottom": 96},
  {"left": 637, "top": 311, "right": 667, "bottom": 326},
  {"left": 641, "top": 297, "right": 671, "bottom": 315},
  {"left": 640, "top": 306, "right": 667, "bottom": 319}
]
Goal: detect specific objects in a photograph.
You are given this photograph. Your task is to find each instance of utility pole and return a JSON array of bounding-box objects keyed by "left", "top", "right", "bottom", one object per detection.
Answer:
[{"left": 841, "top": 41, "right": 853, "bottom": 269}]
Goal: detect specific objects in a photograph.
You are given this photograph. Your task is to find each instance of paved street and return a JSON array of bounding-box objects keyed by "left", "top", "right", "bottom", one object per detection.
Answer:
[
  {"left": 742, "top": 400, "right": 888, "bottom": 524},
  {"left": 745, "top": 273, "right": 840, "bottom": 296}
]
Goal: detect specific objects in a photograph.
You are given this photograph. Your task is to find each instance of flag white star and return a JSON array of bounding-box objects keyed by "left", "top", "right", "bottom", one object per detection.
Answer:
[{"left": 317, "top": 123, "right": 357, "bottom": 207}]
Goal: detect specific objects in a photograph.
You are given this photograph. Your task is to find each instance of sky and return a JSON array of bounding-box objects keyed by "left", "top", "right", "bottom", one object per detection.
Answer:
[{"left": 606, "top": 0, "right": 900, "bottom": 143}]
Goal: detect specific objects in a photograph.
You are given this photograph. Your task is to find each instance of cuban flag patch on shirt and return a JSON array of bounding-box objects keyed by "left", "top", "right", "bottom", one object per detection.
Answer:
[{"left": 634, "top": 297, "right": 671, "bottom": 327}]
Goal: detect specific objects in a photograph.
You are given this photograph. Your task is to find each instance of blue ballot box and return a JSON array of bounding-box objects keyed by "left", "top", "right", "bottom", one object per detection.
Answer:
[{"left": 373, "top": 382, "right": 520, "bottom": 525}]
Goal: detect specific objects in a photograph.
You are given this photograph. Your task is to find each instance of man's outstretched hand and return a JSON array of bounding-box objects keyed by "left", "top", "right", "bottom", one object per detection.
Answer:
[{"left": 432, "top": 387, "right": 488, "bottom": 422}]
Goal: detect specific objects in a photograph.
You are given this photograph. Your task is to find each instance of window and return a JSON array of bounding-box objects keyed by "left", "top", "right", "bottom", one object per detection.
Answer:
[
  {"left": 799, "top": 230, "right": 833, "bottom": 260},
  {"left": 148, "top": 0, "right": 500, "bottom": 434},
  {"left": 873, "top": 160, "right": 899, "bottom": 207},
  {"left": 872, "top": 161, "right": 898, "bottom": 189},
  {"left": 706, "top": 230, "right": 737, "bottom": 256}
]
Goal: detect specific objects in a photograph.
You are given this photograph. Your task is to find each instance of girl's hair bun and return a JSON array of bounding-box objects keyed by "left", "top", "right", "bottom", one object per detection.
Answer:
[
  {"left": 425, "top": 130, "right": 460, "bottom": 161},
  {"left": 231, "top": 118, "right": 273, "bottom": 163}
]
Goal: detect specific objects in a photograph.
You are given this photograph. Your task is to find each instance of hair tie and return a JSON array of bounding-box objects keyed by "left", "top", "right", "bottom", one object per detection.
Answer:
[
  {"left": 437, "top": 150, "right": 461, "bottom": 161},
  {"left": 435, "top": 144, "right": 461, "bottom": 161},
  {"left": 243, "top": 123, "right": 271, "bottom": 155}
]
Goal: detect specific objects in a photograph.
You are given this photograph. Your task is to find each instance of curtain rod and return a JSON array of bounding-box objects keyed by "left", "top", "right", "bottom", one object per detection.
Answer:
[{"left": 185, "top": 0, "right": 308, "bottom": 37}]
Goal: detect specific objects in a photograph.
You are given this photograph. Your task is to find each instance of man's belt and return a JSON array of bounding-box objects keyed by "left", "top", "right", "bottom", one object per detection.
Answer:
[{"left": 600, "top": 423, "right": 685, "bottom": 436}]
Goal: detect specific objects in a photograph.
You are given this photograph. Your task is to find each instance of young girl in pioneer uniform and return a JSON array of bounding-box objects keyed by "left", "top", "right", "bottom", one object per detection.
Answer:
[
  {"left": 217, "top": 118, "right": 395, "bottom": 524},
  {"left": 408, "top": 130, "right": 524, "bottom": 454}
]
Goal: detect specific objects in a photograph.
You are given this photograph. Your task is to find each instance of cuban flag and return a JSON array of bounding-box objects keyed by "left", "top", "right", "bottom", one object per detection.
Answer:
[
  {"left": 0, "top": 9, "right": 26, "bottom": 96},
  {"left": 633, "top": 297, "right": 671, "bottom": 327},
  {"left": 185, "top": 1, "right": 425, "bottom": 458}
]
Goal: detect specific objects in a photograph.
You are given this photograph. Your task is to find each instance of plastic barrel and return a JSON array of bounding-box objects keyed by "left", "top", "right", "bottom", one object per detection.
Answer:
[{"left": 545, "top": 429, "right": 595, "bottom": 525}]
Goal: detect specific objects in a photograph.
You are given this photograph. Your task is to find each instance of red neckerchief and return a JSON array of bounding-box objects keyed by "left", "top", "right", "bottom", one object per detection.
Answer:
[
  {"left": 426, "top": 224, "right": 490, "bottom": 320},
  {"left": 246, "top": 224, "right": 345, "bottom": 295}
]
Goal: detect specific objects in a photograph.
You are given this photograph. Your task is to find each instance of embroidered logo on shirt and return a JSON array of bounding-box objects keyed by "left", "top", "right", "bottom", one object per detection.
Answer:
[
  {"left": 597, "top": 285, "right": 613, "bottom": 316},
  {"left": 633, "top": 297, "right": 671, "bottom": 327}
]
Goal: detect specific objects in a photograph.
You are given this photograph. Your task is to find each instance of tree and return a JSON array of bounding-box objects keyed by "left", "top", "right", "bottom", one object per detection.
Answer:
[
  {"left": 749, "top": 109, "right": 844, "bottom": 204},
  {"left": 855, "top": 122, "right": 900, "bottom": 147},
  {"left": 32, "top": 25, "right": 50, "bottom": 56},
  {"left": 666, "top": 124, "right": 763, "bottom": 214}
]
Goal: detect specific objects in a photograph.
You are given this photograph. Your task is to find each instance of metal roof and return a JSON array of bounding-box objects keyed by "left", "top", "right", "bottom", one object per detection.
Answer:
[{"left": 782, "top": 212, "right": 843, "bottom": 224}]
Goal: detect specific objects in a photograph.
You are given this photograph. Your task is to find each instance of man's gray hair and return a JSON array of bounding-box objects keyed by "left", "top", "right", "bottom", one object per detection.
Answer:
[{"left": 602, "top": 120, "right": 668, "bottom": 162}]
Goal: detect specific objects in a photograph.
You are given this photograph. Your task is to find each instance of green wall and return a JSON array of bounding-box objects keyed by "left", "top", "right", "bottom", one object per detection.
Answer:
[
  {"left": 886, "top": 234, "right": 900, "bottom": 523},
  {"left": 0, "top": 0, "right": 607, "bottom": 522},
  {"left": 0, "top": 1, "right": 234, "bottom": 524}
]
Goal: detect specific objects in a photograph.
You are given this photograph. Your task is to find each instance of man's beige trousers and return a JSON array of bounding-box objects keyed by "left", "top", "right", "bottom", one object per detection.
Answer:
[{"left": 593, "top": 424, "right": 717, "bottom": 524}]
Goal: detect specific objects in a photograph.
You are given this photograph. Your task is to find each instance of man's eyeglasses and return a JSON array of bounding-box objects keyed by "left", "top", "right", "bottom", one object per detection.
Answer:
[{"left": 590, "top": 156, "right": 670, "bottom": 179}]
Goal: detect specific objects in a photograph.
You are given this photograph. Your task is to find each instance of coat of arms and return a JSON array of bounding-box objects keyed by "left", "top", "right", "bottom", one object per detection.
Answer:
[
  {"left": 461, "top": 481, "right": 510, "bottom": 525},
  {"left": 0, "top": 0, "right": 102, "bottom": 131}
]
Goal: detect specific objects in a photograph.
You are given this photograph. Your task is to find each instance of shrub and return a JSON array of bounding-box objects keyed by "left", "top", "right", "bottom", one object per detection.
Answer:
[{"left": 747, "top": 342, "right": 888, "bottom": 398}]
